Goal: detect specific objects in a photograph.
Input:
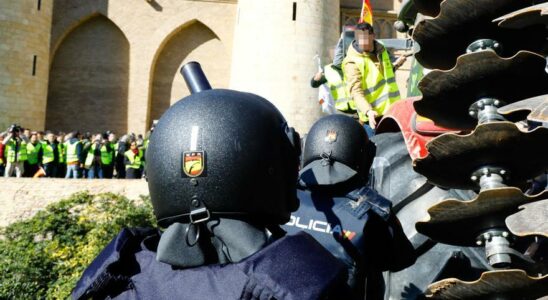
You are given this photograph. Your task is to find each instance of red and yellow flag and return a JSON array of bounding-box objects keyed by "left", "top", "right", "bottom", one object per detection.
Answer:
[{"left": 359, "top": 0, "right": 373, "bottom": 25}]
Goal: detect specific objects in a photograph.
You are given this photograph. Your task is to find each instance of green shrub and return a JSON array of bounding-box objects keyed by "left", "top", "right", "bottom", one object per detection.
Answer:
[{"left": 0, "top": 192, "right": 156, "bottom": 299}]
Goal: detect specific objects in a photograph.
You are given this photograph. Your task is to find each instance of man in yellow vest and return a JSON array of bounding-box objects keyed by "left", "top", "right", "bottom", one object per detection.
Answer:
[
  {"left": 24, "top": 132, "right": 43, "bottom": 177},
  {"left": 342, "top": 22, "right": 406, "bottom": 136},
  {"left": 3, "top": 125, "right": 27, "bottom": 177},
  {"left": 56, "top": 132, "right": 66, "bottom": 178},
  {"left": 64, "top": 131, "right": 83, "bottom": 178},
  {"left": 41, "top": 132, "right": 59, "bottom": 177},
  {"left": 124, "top": 140, "right": 144, "bottom": 179}
]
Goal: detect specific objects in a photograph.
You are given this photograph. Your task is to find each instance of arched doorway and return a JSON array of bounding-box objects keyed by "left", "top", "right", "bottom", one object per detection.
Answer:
[
  {"left": 149, "top": 21, "right": 229, "bottom": 126},
  {"left": 46, "top": 15, "right": 129, "bottom": 134}
]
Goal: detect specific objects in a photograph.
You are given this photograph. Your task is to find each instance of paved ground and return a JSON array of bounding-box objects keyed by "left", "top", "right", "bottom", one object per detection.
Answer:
[{"left": 0, "top": 178, "right": 149, "bottom": 227}]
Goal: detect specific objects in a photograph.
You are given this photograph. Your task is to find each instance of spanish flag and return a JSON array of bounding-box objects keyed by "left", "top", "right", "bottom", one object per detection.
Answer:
[{"left": 359, "top": 0, "right": 373, "bottom": 25}]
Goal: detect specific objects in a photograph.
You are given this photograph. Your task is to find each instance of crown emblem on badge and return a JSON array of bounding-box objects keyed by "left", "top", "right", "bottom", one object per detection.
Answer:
[{"left": 324, "top": 130, "right": 338, "bottom": 143}]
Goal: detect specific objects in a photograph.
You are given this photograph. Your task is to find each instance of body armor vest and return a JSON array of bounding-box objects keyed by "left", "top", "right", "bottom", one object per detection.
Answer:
[
  {"left": 282, "top": 186, "right": 405, "bottom": 299},
  {"left": 72, "top": 229, "right": 352, "bottom": 300}
]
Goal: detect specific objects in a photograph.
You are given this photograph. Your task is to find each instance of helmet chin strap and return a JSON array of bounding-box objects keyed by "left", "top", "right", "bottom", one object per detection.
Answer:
[{"left": 156, "top": 218, "right": 268, "bottom": 268}]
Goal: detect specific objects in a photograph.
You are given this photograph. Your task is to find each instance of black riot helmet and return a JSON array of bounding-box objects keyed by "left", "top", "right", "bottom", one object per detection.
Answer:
[
  {"left": 146, "top": 89, "right": 301, "bottom": 228},
  {"left": 300, "top": 114, "right": 370, "bottom": 186}
]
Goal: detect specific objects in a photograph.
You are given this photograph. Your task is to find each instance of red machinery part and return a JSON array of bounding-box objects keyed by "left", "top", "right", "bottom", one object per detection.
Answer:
[{"left": 376, "top": 98, "right": 459, "bottom": 160}]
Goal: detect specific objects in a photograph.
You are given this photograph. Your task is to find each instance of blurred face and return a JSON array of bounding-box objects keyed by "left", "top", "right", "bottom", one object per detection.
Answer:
[
  {"left": 355, "top": 29, "right": 375, "bottom": 52},
  {"left": 47, "top": 133, "right": 55, "bottom": 143},
  {"left": 30, "top": 135, "right": 38, "bottom": 144},
  {"left": 108, "top": 133, "right": 116, "bottom": 142},
  {"left": 56, "top": 135, "right": 64, "bottom": 143},
  {"left": 37, "top": 133, "right": 43, "bottom": 140},
  {"left": 130, "top": 142, "right": 137, "bottom": 149},
  {"left": 23, "top": 129, "right": 30, "bottom": 137}
]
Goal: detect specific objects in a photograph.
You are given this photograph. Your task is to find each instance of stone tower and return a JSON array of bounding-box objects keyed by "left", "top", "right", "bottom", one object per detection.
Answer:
[
  {"left": 230, "top": 0, "right": 340, "bottom": 133},
  {"left": 0, "top": 0, "right": 53, "bottom": 131}
]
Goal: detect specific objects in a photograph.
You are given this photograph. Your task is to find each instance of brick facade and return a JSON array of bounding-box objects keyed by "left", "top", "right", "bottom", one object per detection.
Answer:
[{"left": 1, "top": 0, "right": 406, "bottom": 134}]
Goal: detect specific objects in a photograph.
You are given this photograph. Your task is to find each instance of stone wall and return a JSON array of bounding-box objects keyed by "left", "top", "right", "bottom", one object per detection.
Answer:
[
  {"left": 1, "top": 0, "right": 406, "bottom": 135},
  {"left": 0, "top": 178, "right": 149, "bottom": 227},
  {"left": 230, "top": 0, "right": 341, "bottom": 133},
  {"left": 49, "top": 0, "right": 237, "bottom": 134},
  {"left": 0, "top": 0, "right": 52, "bottom": 131},
  {"left": 46, "top": 15, "right": 129, "bottom": 133}
]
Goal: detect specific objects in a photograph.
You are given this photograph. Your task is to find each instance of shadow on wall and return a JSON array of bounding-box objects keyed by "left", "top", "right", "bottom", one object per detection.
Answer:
[
  {"left": 46, "top": 15, "right": 129, "bottom": 134},
  {"left": 149, "top": 21, "right": 229, "bottom": 127}
]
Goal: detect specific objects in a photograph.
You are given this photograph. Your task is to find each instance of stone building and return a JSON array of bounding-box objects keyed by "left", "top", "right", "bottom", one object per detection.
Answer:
[{"left": 0, "top": 0, "right": 405, "bottom": 134}]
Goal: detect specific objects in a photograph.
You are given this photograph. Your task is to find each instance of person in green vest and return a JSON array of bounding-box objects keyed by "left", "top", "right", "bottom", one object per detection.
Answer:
[
  {"left": 80, "top": 132, "right": 92, "bottom": 178},
  {"left": 64, "top": 131, "right": 83, "bottom": 179},
  {"left": 56, "top": 132, "right": 67, "bottom": 178},
  {"left": 84, "top": 133, "right": 115, "bottom": 179},
  {"left": 342, "top": 22, "right": 406, "bottom": 137},
  {"left": 114, "top": 134, "right": 128, "bottom": 179},
  {"left": 3, "top": 124, "right": 27, "bottom": 178},
  {"left": 124, "top": 140, "right": 144, "bottom": 179},
  {"left": 107, "top": 132, "right": 118, "bottom": 178},
  {"left": 24, "top": 132, "right": 43, "bottom": 177},
  {"left": 41, "top": 132, "right": 59, "bottom": 177}
]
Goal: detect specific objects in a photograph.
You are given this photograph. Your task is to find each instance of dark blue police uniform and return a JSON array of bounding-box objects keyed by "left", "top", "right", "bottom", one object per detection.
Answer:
[{"left": 72, "top": 229, "right": 353, "bottom": 300}]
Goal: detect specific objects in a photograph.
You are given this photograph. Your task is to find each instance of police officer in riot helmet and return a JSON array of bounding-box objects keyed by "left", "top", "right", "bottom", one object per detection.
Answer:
[
  {"left": 282, "top": 114, "right": 415, "bottom": 299},
  {"left": 72, "top": 65, "right": 352, "bottom": 299}
]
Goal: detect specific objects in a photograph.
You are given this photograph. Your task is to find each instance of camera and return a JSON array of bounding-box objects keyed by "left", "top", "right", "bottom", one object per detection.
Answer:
[{"left": 8, "top": 124, "right": 20, "bottom": 134}]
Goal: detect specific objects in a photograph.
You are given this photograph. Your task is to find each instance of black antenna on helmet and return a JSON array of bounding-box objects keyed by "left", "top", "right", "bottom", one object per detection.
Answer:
[{"left": 180, "top": 61, "right": 212, "bottom": 94}]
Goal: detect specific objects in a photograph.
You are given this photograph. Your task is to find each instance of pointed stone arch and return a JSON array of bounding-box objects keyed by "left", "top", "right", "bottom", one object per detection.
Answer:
[
  {"left": 148, "top": 20, "right": 229, "bottom": 127},
  {"left": 46, "top": 15, "right": 129, "bottom": 134}
]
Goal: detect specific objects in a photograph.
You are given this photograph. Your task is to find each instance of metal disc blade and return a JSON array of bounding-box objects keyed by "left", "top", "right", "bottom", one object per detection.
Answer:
[
  {"left": 415, "top": 51, "right": 548, "bottom": 130},
  {"left": 413, "top": 122, "right": 548, "bottom": 190},
  {"left": 498, "top": 94, "right": 548, "bottom": 124},
  {"left": 413, "top": 0, "right": 545, "bottom": 70},
  {"left": 494, "top": 3, "right": 548, "bottom": 29},
  {"left": 416, "top": 188, "right": 548, "bottom": 246},
  {"left": 426, "top": 269, "right": 548, "bottom": 299},
  {"left": 506, "top": 199, "right": 548, "bottom": 238}
]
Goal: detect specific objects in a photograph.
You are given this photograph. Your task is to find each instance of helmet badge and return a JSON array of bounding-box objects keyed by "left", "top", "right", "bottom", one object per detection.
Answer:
[
  {"left": 183, "top": 126, "right": 206, "bottom": 177},
  {"left": 183, "top": 151, "right": 205, "bottom": 177},
  {"left": 324, "top": 130, "right": 338, "bottom": 144}
]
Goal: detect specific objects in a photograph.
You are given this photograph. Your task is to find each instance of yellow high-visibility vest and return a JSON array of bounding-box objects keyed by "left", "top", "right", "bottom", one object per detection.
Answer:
[
  {"left": 124, "top": 149, "right": 143, "bottom": 169},
  {"left": 342, "top": 44, "right": 400, "bottom": 122},
  {"left": 42, "top": 143, "right": 55, "bottom": 164},
  {"left": 26, "top": 142, "right": 42, "bottom": 165},
  {"left": 84, "top": 144, "right": 113, "bottom": 168},
  {"left": 6, "top": 139, "right": 28, "bottom": 163},
  {"left": 65, "top": 141, "right": 81, "bottom": 164},
  {"left": 58, "top": 142, "right": 66, "bottom": 163}
]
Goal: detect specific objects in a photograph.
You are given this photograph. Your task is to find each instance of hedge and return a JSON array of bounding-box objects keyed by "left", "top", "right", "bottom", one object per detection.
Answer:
[{"left": 0, "top": 192, "right": 156, "bottom": 299}]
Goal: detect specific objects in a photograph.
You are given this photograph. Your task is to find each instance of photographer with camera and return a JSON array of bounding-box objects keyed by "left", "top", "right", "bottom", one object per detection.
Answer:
[
  {"left": 84, "top": 133, "right": 114, "bottom": 179},
  {"left": 2, "top": 124, "right": 27, "bottom": 177}
]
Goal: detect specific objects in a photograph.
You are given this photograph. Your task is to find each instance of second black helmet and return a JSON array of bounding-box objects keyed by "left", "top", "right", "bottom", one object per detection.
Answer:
[{"left": 300, "top": 114, "right": 370, "bottom": 186}]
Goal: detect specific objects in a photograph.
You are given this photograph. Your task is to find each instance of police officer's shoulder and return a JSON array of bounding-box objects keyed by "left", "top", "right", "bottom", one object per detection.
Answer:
[{"left": 71, "top": 227, "right": 159, "bottom": 300}]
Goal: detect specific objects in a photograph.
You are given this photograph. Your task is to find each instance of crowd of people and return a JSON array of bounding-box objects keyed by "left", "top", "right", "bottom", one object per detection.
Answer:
[{"left": 0, "top": 124, "right": 148, "bottom": 179}]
